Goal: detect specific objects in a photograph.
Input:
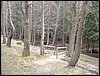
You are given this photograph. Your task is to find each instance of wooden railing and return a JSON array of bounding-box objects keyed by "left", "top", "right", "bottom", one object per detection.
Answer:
[{"left": 44, "top": 45, "right": 67, "bottom": 59}]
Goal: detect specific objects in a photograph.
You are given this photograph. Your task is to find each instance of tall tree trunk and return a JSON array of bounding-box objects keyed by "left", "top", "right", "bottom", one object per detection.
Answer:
[
  {"left": 31, "top": 23, "right": 34, "bottom": 45},
  {"left": 28, "top": 1, "right": 33, "bottom": 46},
  {"left": 2, "top": 1, "right": 6, "bottom": 44},
  {"left": 47, "top": 25, "right": 50, "bottom": 45},
  {"left": 5, "top": 3, "right": 8, "bottom": 38},
  {"left": 19, "top": 2, "right": 23, "bottom": 40},
  {"left": 19, "top": 17, "right": 24, "bottom": 41},
  {"left": 62, "top": 28, "right": 65, "bottom": 46},
  {"left": 22, "top": 1, "right": 30, "bottom": 57},
  {"left": 68, "top": 1, "right": 88, "bottom": 66},
  {"left": 30, "top": 2, "right": 35, "bottom": 45},
  {"left": 67, "top": 1, "right": 77, "bottom": 57},
  {"left": 33, "top": 3, "right": 36, "bottom": 45},
  {"left": 40, "top": 1, "right": 45, "bottom": 56},
  {"left": 47, "top": 2, "right": 51, "bottom": 45},
  {"left": 33, "top": 20, "right": 36, "bottom": 45},
  {"left": 31, "top": 30, "right": 33, "bottom": 45},
  {"left": 19, "top": 23, "right": 22, "bottom": 40},
  {"left": 81, "top": 37, "right": 83, "bottom": 49},
  {"left": 86, "top": 40, "right": 90, "bottom": 52},
  {"left": 52, "top": 2, "right": 61, "bottom": 45},
  {"left": 31, "top": 20, "right": 35, "bottom": 45},
  {"left": 62, "top": 1, "right": 65, "bottom": 46},
  {"left": 20, "top": 1, "right": 25, "bottom": 40},
  {"left": 6, "top": 1, "right": 15, "bottom": 47},
  {"left": 6, "top": 29, "right": 13, "bottom": 47},
  {"left": 87, "top": 42, "right": 90, "bottom": 52},
  {"left": 33, "top": 26, "right": 36, "bottom": 45},
  {"left": 92, "top": 43, "right": 94, "bottom": 51},
  {"left": 19, "top": 28, "right": 22, "bottom": 40}
]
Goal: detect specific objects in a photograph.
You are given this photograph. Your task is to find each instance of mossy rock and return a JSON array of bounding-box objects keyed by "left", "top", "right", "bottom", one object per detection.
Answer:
[{"left": 22, "top": 50, "right": 30, "bottom": 57}]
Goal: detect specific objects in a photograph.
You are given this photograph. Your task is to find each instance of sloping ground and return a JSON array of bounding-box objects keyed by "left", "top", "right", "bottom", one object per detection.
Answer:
[
  {"left": 1, "top": 38, "right": 99, "bottom": 75},
  {"left": 76, "top": 60, "right": 99, "bottom": 74}
]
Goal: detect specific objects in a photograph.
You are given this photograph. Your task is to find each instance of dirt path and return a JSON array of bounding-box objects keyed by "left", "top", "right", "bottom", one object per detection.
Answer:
[{"left": 1, "top": 39, "right": 99, "bottom": 75}]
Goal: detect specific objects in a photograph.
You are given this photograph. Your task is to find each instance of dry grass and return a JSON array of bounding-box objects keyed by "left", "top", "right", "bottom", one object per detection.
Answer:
[{"left": 1, "top": 37, "right": 99, "bottom": 75}]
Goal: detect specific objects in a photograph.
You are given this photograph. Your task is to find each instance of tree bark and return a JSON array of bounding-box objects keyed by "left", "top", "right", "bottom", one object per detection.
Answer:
[
  {"left": 67, "top": 1, "right": 77, "bottom": 57},
  {"left": 86, "top": 40, "right": 90, "bottom": 52},
  {"left": 6, "top": 29, "right": 13, "bottom": 47},
  {"left": 52, "top": 2, "right": 61, "bottom": 45},
  {"left": 47, "top": 25, "right": 50, "bottom": 45},
  {"left": 40, "top": 1, "right": 45, "bottom": 56},
  {"left": 47, "top": 2, "right": 51, "bottom": 45},
  {"left": 6, "top": 1, "right": 15, "bottom": 47},
  {"left": 33, "top": 3, "right": 36, "bottom": 45},
  {"left": 33, "top": 24, "right": 36, "bottom": 45},
  {"left": 87, "top": 42, "right": 90, "bottom": 52},
  {"left": 22, "top": 1, "right": 30, "bottom": 57},
  {"left": 28, "top": 1, "right": 33, "bottom": 46},
  {"left": 5, "top": 2, "right": 8, "bottom": 38},
  {"left": 19, "top": 1, "right": 25, "bottom": 40},
  {"left": 68, "top": 1, "right": 88, "bottom": 67},
  {"left": 2, "top": 1, "right": 6, "bottom": 44},
  {"left": 31, "top": 26, "right": 34, "bottom": 45},
  {"left": 19, "top": 23, "right": 22, "bottom": 40},
  {"left": 62, "top": 1, "right": 65, "bottom": 46}
]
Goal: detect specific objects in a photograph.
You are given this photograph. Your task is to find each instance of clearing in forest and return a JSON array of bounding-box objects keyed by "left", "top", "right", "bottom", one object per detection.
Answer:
[{"left": 1, "top": 39, "right": 99, "bottom": 75}]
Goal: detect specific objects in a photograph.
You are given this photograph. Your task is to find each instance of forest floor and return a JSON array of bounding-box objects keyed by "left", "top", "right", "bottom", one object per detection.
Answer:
[{"left": 1, "top": 37, "right": 99, "bottom": 75}]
